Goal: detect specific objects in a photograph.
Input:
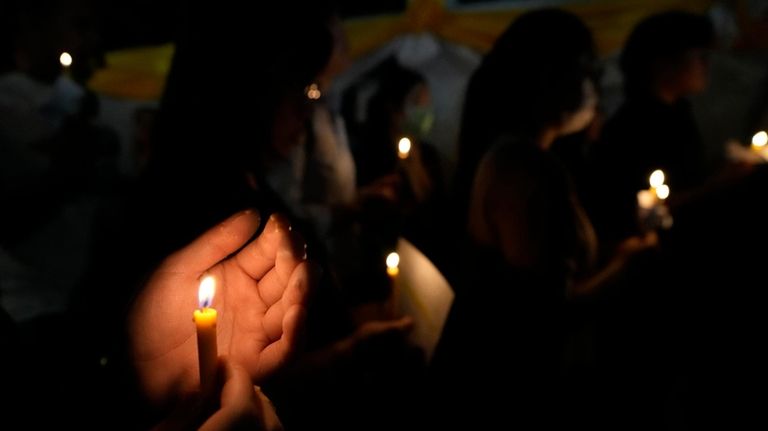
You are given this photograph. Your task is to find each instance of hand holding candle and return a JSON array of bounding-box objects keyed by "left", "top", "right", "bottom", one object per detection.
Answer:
[
  {"left": 128, "top": 210, "right": 316, "bottom": 408},
  {"left": 637, "top": 169, "right": 672, "bottom": 231},
  {"left": 725, "top": 131, "right": 768, "bottom": 164}
]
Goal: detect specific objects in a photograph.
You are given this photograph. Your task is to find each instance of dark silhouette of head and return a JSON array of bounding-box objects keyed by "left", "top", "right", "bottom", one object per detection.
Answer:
[
  {"left": 621, "top": 11, "right": 714, "bottom": 100},
  {"left": 479, "top": 9, "right": 596, "bottom": 137},
  {"left": 365, "top": 58, "right": 428, "bottom": 138},
  {"left": 152, "top": 1, "right": 337, "bottom": 177},
  {"left": 455, "top": 8, "right": 596, "bottom": 204}
]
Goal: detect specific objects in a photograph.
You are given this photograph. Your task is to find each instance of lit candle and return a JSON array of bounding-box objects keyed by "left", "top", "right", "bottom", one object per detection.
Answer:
[
  {"left": 194, "top": 275, "right": 218, "bottom": 394},
  {"left": 59, "top": 52, "right": 72, "bottom": 74},
  {"left": 751, "top": 131, "right": 767, "bottom": 150},
  {"left": 655, "top": 184, "right": 670, "bottom": 201},
  {"left": 397, "top": 137, "right": 412, "bottom": 160},
  {"left": 305, "top": 83, "right": 321, "bottom": 100},
  {"left": 386, "top": 252, "right": 400, "bottom": 277},
  {"left": 638, "top": 169, "right": 666, "bottom": 209},
  {"left": 751, "top": 131, "right": 768, "bottom": 160},
  {"left": 649, "top": 169, "right": 665, "bottom": 195},
  {"left": 385, "top": 251, "right": 400, "bottom": 319},
  {"left": 637, "top": 168, "right": 672, "bottom": 230}
]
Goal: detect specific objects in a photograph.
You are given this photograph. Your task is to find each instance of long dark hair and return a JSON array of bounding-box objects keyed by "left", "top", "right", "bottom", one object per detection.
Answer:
[
  {"left": 151, "top": 1, "right": 336, "bottom": 178},
  {"left": 454, "top": 8, "right": 596, "bottom": 207}
]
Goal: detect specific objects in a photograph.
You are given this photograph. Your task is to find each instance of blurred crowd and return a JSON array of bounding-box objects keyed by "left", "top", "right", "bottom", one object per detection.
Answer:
[{"left": 2, "top": 1, "right": 768, "bottom": 429}]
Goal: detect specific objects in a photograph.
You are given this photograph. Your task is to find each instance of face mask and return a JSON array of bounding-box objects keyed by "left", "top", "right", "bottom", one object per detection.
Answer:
[{"left": 403, "top": 104, "right": 435, "bottom": 140}]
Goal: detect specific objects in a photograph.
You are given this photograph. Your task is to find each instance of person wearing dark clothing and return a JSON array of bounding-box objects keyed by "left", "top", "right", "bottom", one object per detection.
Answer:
[
  {"left": 431, "top": 9, "right": 655, "bottom": 428},
  {"left": 71, "top": 3, "right": 422, "bottom": 430},
  {"left": 586, "top": 11, "right": 715, "bottom": 244},
  {"left": 452, "top": 8, "right": 600, "bottom": 226}
]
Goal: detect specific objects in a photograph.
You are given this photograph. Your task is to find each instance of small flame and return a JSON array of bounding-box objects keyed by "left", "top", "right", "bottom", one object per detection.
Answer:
[
  {"left": 398, "top": 137, "right": 411, "bottom": 159},
  {"left": 752, "top": 131, "right": 767, "bottom": 148},
  {"left": 655, "top": 184, "right": 670, "bottom": 200},
  {"left": 649, "top": 169, "right": 665, "bottom": 188},
  {"left": 59, "top": 52, "right": 72, "bottom": 67},
  {"left": 306, "top": 83, "right": 321, "bottom": 100},
  {"left": 386, "top": 252, "right": 400, "bottom": 269},
  {"left": 198, "top": 275, "right": 216, "bottom": 309}
]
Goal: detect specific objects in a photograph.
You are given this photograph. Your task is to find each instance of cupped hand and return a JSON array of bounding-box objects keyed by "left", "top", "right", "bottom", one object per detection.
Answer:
[{"left": 129, "top": 210, "right": 316, "bottom": 407}]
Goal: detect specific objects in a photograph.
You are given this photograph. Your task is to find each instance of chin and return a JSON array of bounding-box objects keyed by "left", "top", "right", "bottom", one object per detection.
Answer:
[{"left": 560, "top": 110, "right": 596, "bottom": 136}]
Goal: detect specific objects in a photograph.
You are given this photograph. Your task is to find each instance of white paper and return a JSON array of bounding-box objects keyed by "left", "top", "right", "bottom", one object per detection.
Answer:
[{"left": 394, "top": 238, "right": 455, "bottom": 362}]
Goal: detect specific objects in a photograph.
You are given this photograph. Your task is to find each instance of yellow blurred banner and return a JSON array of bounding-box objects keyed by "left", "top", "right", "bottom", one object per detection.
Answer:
[
  {"left": 346, "top": 0, "right": 713, "bottom": 57},
  {"left": 88, "top": 0, "right": 712, "bottom": 100},
  {"left": 88, "top": 43, "right": 174, "bottom": 101}
]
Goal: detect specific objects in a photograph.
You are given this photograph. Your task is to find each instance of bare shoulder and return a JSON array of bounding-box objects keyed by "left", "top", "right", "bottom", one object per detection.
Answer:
[{"left": 477, "top": 139, "right": 549, "bottom": 189}]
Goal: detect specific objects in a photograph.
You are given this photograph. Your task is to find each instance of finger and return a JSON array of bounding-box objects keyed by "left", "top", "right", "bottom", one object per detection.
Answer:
[
  {"left": 218, "top": 357, "right": 259, "bottom": 409},
  {"left": 250, "top": 305, "right": 307, "bottom": 381},
  {"left": 374, "top": 316, "right": 415, "bottom": 334},
  {"left": 282, "top": 261, "right": 316, "bottom": 308},
  {"left": 261, "top": 262, "right": 314, "bottom": 341},
  {"left": 254, "top": 387, "right": 284, "bottom": 431},
  {"left": 391, "top": 315, "right": 414, "bottom": 331},
  {"left": 235, "top": 213, "right": 302, "bottom": 281},
  {"left": 199, "top": 358, "right": 261, "bottom": 431},
  {"left": 254, "top": 235, "right": 308, "bottom": 307},
  {"left": 163, "top": 209, "right": 260, "bottom": 273},
  {"left": 355, "top": 316, "right": 414, "bottom": 342},
  {"left": 261, "top": 299, "right": 284, "bottom": 342}
]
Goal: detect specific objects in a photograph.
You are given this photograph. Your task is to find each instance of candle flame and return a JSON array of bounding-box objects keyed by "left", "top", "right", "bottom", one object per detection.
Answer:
[
  {"left": 398, "top": 137, "right": 411, "bottom": 159},
  {"left": 59, "top": 52, "right": 72, "bottom": 67},
  {"left": 199, "top": 275, "right": 216, "bottom": 309},
  {"left": 655, "top": 184, "right": 670, "bottom": 200},
  {"left": 386, "top": 252, "right": 400, "bottom": 269},
  {"left": 649, "top": 169, "right": 665, "bottom": 188},
  {"left": 306, "top": 83, "right": 321, "bottom": 100},
  {"left": 752, "top": 131, "right": 767, "bottom": 148}
]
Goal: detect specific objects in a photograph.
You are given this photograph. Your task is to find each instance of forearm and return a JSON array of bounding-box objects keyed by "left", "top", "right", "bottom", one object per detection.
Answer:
[{"left": 569, "top": 254, "right": 626, "bottom": 297}]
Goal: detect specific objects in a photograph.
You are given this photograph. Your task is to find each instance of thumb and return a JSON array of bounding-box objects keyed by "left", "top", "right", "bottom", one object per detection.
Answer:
[{"left": 163, "top": 209, "right": 260, "bottom": 272}]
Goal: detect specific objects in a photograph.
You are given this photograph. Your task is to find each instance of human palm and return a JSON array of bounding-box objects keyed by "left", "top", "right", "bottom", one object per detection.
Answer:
[{"left": 128, "top": 210, "right": 314, "bottom": 407}]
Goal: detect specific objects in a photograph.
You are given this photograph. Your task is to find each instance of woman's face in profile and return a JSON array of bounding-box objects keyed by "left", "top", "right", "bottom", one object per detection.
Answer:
[{"left": 560, "top": 78, "right": 598, "bottom": 136}]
